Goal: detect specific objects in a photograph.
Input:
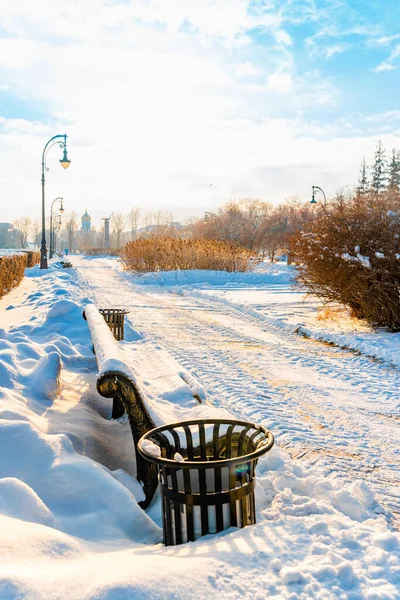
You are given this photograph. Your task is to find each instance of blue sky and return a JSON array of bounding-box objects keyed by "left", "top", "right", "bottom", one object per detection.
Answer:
[{"left": 0, "top": 0, "right": 399, "bottom": 225}]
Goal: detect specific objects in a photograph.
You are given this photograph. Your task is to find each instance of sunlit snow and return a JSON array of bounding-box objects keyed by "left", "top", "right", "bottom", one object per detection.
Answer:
[{"left": 0, "top": 257, "right": 399, "bottom": 599}]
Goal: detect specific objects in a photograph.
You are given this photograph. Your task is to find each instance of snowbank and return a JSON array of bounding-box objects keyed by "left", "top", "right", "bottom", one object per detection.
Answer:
[
  {"left": 119, "top": 258, "right": 400, "bottom": 370},
  {"left": 177, "top": 279, "right": 400, "bottom": 370},
  {"left": 0, "top": 250, "right": 25, "bottom": 256},
  {"left": 0, "top": 261, "right": 399, "bottom": 599},
  {"left": 122, "top": 261, "right": 294, "bottom": 288}
]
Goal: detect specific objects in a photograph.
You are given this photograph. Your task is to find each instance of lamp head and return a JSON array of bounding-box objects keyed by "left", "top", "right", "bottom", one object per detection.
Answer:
[
  {"left": 59, "top": 198, "right": 64, "bottom": 214},
  {"left": 60, "top": 148, "right": 71, "bottom": 170},
  {"left": 310, "top": 186, "right": 317, "bottom": 204}
]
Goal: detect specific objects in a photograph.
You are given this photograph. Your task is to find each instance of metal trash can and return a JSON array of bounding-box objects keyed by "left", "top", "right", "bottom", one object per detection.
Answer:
[
  {"left": 137, "top": 418, "right": 274, "bottom": 546},
  {"left": 98, "top": 308, "right": 129, "bottom": 341}
]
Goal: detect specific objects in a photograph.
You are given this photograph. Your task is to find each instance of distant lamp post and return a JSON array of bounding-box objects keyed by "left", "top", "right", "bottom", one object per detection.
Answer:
[
  {"left": 52, "top": 214, "right": 62, "bottom": 255},
  {"left": 41, "top": 134, "right": 71, "bottom": 269},
  {"left": 310, "top": 185, "right": 327, "bottom": 207},
  {"left": 204, "top": 211, "right": 213, "bottom": 223},
  {"left": 49, "top": 197, "right": 64, "bottom": 259}
]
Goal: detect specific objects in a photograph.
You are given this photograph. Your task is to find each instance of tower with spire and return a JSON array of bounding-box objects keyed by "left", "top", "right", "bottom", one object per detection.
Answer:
[{"left": 81, "top": 209, "right": 91, "bottom": 232}]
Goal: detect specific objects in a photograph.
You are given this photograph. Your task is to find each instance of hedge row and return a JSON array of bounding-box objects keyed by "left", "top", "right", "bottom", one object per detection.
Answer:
[
  {"left": 0, "top": 254, "right": 28, "bottom": 298},
  {"left": 22, "top": 250, "right": 40, "bottom": 268}
]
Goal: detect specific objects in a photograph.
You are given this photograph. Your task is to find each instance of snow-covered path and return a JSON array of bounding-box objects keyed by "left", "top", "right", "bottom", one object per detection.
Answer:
[{"left": 73, "top": 257, "right": 400, "bottom": 524}]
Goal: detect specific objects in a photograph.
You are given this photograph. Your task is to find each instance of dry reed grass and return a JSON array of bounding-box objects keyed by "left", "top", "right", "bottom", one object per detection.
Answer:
[{"left": 120, "top": 237, "right": 255, "bottom": 272}]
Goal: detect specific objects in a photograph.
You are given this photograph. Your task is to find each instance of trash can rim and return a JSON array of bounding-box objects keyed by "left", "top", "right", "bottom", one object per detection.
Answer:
[
  {"left": 82, "top": 307, "right": 130, "bottom": 320},
  {"left": 99, "top": 307, "right": 130, "bottom": 314},
  {"left": 137, "top": 417, "right": 274, "bottom": 468}
]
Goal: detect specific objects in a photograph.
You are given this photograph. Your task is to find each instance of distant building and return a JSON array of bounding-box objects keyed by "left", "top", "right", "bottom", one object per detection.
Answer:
[
  {"left": 0, "top": 223, "right": 15, "bottom": 248},
  {"left": 138, "top": 222, "right": 182, "bottom": 236},
  {"left": 81, "top": 210, "right": 91, "bottom": 232}
]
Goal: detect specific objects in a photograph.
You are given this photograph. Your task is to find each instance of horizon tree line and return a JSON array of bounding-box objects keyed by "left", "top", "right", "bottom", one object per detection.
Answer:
[
  {"left": 5, "top": 139, "right": 400, "bottom": 253},
  {"left": 358, "top": 140, "right": 400, "bottom": 194}
]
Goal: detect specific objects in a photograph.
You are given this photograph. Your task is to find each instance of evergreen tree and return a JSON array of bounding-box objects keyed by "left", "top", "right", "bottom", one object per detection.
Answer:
[
  {"left": 371, "top": 139, "right": 387, "bottom": 193},
  {"left": 388, "top": 148, "right": 400, "bottom": 190},
  {"left": 357, "top": 157, "right": 369, "bottom": 194}
]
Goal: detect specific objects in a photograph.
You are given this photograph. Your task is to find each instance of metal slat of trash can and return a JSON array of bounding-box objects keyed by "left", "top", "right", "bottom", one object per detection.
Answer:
[
  {"left": 137, "top": 418, "right": 274, "bottom": 546},
  {"left": 98, "top": 308, "right": 129, "bottom": 341}
]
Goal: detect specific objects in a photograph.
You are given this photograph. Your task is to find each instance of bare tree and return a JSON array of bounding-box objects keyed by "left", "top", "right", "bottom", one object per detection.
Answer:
[
  {"left": 64, "top": 212, "right": 78, "bottom": 251},
  {"left": 143, "top": 210, "right": 173, "bottom": 236},
  {"left": 239, "top": 199, "right": 272, "bottom": 250},
  {"left": 14, "top": 217, "right": 32, "bottom": 248},
  {"left": 32, "top": 219, "right": 40, "bottom": 248},
  {"left": 194, "top": 199, "right": 271, "bottom": 249},
  {"left": 127, "top": 207, "right": 141, "bottom": 240},
  {"left": 111, "top": 212, "right": 125, "bottom": 248}
]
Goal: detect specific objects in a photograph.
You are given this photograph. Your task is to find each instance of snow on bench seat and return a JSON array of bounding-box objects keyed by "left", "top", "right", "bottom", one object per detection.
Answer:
[
  {"left": 84, "top": 304, "right": 230, "bottom": 507},
  {"left": 84, "top": 304, "right": 210, "bottom": 425}
]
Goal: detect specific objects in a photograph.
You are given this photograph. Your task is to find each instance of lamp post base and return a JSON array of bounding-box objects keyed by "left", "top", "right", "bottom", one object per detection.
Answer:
[{"left": 40, "top": 245, "right": 48, "bottom": 269}]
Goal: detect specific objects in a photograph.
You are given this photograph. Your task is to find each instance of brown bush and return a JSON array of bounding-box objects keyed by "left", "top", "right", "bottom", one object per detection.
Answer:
[
  {"left": 120, "top": 237, "right": 255, "bottom": 272},
  {"left": 291, "top": 192, "right": 400, "bottom": 330},
  {"left": 0, "top": 253, "right": 28, "bottom": 298},
  {"left": 22, "top": 250, "right": 40, "bottom": 268}
]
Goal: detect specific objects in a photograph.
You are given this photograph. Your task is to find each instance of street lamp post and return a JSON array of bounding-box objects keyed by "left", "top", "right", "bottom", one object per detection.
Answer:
[
  {"left": 204, "top": 211, "right": 213, "bottom": 223},
  {"left": 49, "top": 197, "right": 64, "bottom": 259},
  {"left": 310, "top": 185, "right": 327, "bottom": 207},
  {"left": 41, "top": 134, "right": 71, "bottom": 269}
]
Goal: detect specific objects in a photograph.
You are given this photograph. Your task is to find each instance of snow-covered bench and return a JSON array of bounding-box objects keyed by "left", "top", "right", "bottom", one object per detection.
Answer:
[{"left": 83, "top": 304, "right": 206, "bottom": 508}]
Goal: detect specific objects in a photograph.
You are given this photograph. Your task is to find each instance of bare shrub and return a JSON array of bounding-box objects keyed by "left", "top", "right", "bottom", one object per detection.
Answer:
[
  {"left": 292, "top": 191, "right": 400, "bottom": 330},
  {"left": 120, "top": 237, "right": 255, "bottom": 272},
  {"left": 0, "top": 253, "right": 28, "bottom": 298}
]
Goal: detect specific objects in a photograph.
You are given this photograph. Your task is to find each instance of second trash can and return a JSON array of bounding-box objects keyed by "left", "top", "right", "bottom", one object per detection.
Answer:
[
  {"left": 98, "top": 308, "right": 129, "bottom": 341},
  {"left": 137, "top": 418, "right": 274, "bottom": 546}
]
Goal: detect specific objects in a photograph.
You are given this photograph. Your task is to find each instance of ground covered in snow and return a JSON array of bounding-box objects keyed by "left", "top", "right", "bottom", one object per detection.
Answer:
[
  {"left": 129, "top": 260, "right": 400, "bottom": 369},
  {"left": 0, "top": 257, "right": 399, "bottom": 599}
]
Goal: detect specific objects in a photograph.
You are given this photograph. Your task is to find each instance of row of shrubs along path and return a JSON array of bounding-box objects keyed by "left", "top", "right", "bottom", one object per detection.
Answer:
[{"left": 0, "top": 250, "right": 40, "bottom": 299}]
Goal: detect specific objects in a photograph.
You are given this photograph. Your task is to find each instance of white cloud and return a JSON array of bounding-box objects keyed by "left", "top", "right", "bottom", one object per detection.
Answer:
[
  {"left": 373, "top": 62, "right": 395, "bottom": 73},
  {"left": 375, "top": 33, "right": 400, "bottom": 46},
  {"left": 273, "top": 29, "right": 292, "bottom": 46},
  {"left": 235, "top": 62, "right": 263, "bottom": 77},
  {"left": 374, "top": 43, "right": 400, "bottom": 72},
  {"left": 267, "top": 71, "right": 293, "bottom": 94},
  {"left": 0, "top": 0, "right": 398, "bottom": 225},
  {"left": 365, "top": 110, "right": 400, "bottom": 122}
]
